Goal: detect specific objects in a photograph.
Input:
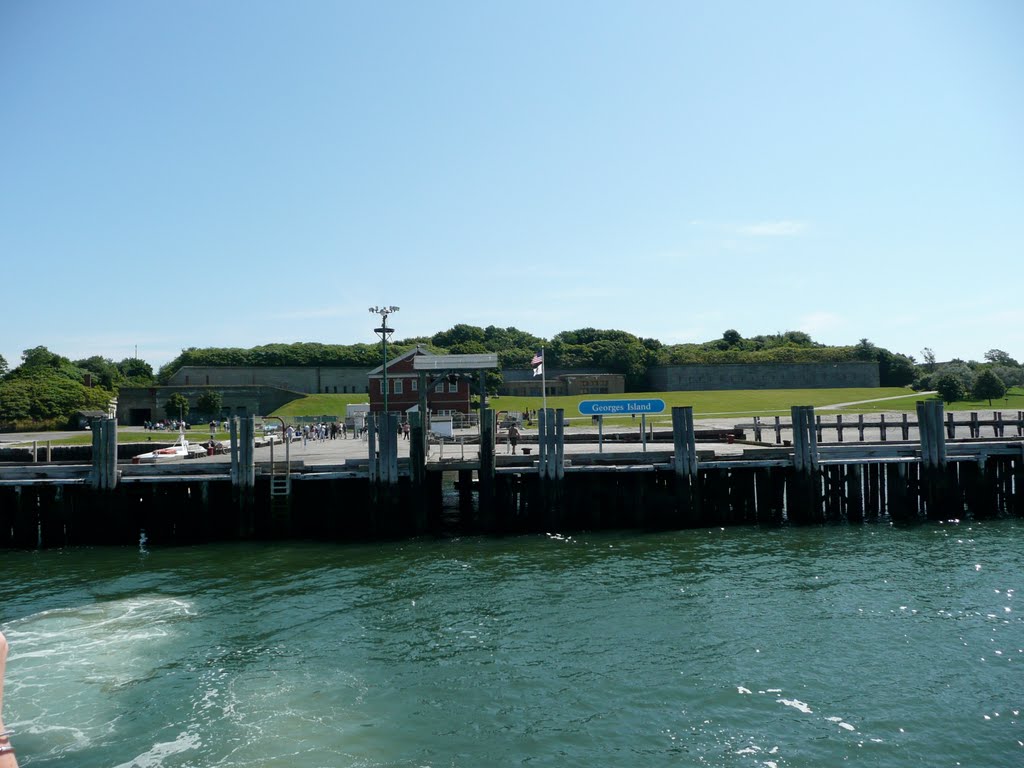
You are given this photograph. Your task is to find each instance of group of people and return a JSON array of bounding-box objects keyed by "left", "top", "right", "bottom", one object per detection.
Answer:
[
  {"left": 284, "top": 421, "right": 355, "bottom": 445},
  {"left": 143, "top": 419, "right": 189, "bottom": 431},
  {"left": 275, "top": 420, "right": 416, "bottom": 445}
]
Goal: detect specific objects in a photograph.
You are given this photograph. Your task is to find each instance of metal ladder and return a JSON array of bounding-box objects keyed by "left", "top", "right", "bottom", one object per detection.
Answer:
[{"left": 268, "top": 433, "right": 291, "bottom": 519}]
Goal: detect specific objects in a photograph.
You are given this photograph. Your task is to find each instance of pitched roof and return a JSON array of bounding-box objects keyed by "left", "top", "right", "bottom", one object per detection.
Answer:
[
  {"left": 413, "top": 353, "right": 498, "bottom": 371},
  {"left": 367, "top": 346, "right": 432, "bottom": 377}
]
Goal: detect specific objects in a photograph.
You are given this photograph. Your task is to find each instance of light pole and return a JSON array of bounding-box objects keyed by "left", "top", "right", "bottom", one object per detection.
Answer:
[{"left": 370, "top": 306, "right": 399, "bottom": 414}]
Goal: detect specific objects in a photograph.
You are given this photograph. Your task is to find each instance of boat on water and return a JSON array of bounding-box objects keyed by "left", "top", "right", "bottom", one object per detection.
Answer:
[{"left": 132, "top": 429, "right": 191, "bottom": 464}]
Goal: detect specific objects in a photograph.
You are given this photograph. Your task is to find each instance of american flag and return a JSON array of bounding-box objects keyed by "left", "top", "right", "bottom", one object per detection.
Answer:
[{"left": 531, "top": 351, "right": 544, "bottom": 367}]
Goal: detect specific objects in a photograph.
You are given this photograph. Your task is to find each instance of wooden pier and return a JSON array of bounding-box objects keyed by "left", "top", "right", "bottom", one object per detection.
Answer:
[{"left": 0, "top": 406, "right": 1022, "bottom": 548}]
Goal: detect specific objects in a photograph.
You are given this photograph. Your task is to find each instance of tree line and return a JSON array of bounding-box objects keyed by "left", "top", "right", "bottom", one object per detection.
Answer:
[
  {"left": 1, "top": 330, "right": 1019, "bottom": 428},
  {"left": 0, "top": 347, "right": 153, "bottom": 429}
]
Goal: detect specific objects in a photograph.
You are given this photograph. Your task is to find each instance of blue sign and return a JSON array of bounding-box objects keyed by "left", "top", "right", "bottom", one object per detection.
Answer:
[{"left": 578, "top": 399, "right": 666, "bottom": 416}]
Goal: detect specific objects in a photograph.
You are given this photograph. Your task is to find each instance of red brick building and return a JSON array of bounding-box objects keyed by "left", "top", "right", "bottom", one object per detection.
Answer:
[{"left": 368, "top": 348, "right": 473, "bottom": 415}]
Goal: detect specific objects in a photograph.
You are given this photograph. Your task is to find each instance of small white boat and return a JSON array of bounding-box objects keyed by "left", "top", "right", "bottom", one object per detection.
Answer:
[{"left": 132, "top": 429, "right": 190, "bottom": 464}]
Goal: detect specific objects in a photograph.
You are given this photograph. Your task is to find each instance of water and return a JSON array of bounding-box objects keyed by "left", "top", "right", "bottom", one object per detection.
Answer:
[{"left": 2, "top": 521, "right": 1022, "bottom": 767}]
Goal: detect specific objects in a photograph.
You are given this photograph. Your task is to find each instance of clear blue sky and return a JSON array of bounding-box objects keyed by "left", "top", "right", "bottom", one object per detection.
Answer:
[{"left": 2, "top": 0, "right": 1021, "bottom": 370}]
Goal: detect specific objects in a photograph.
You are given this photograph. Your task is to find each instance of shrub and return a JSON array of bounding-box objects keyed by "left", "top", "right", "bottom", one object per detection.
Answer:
[
  {"left": 971, "top": 370, "right": 1006, "bottom": 405},
  {"left": 935, "top": 373, "right": 967, "bottom": 403}
]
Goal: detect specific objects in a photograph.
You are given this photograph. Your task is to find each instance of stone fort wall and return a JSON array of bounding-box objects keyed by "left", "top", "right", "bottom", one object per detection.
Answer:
[
  {"left": 165, "top": 362, "right": 879, "bottom": 398},
  {"left": 117, "top": 385, "right": 305, "bottom": 425},
  {"left": 647, "top": 362, "right": 879, "bottom": 391},
  {"left": 167, "top": 366, "right": 372, "bottom": 394}
]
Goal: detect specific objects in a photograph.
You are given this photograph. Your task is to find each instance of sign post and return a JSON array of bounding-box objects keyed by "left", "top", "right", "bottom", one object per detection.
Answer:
[
  {"left": 578, "top": 399, "right": 666, "bottom": 416},
  {"left": 579, "top": 399, "right": 666, "bottom": 453}
]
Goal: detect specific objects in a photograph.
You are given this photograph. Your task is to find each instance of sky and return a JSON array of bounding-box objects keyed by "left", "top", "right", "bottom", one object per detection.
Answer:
[{"left": 2, "top": 0, "right": 1022, "bottom": 371}]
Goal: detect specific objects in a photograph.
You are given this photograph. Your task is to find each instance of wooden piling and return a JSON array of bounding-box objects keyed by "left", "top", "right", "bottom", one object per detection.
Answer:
[
  {"left": 409, "top": 411, "right": 427, "bottom": 532},
  {"left": 230, "top": 415, "right": 256, "bottom": 536},
  {"left": 478, "top": 407, "right": 496, "bottom": 530},
  {"left": 537, "top": 408, "right": 565, "bottom": 527},
  {"left": 787, "top": 405, "right": 822, "bottom": 523},
  {"left": 90, "top": 418, "right": 119, "bottom": 491},
  {"left": 672, "top": 406, "right": 700, "bottom": 525},
  {"left": 917, "top": 400, "right": 951, "bottom": 520}
]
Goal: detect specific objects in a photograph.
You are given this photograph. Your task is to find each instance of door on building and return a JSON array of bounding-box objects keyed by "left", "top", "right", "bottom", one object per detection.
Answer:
[{"left": 128, "top": 408, "right": 152, "bottom": 426}]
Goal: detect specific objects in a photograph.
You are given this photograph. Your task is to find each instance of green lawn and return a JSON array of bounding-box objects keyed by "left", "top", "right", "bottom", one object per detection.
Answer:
[
  {"left": 887, "top": 386, "right": 1024, "bottom": 413},
  {"left": 271, "top": 393, "right": 369, "bottom": 419},
  {"left": 489, "top": 387, "right": 911, "bottom": 426},
  {"left": 488, "top": 386, "right": 1024, "bottom": 428}
]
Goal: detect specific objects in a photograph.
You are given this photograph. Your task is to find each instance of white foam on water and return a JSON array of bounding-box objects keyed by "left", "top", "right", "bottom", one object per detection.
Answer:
[
  {"left": 110, "top": 730, "right": 202, "bottom": 768},
  {"left": 777, "top": 698, "right": 813, "bottom": 714},
  {"left": 4, "top": 596, "right": 195, "bottom": 752}
]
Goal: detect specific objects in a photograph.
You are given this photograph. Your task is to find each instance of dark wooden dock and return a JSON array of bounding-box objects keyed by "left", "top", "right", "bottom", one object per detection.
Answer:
[{"left": 1, "top": 405, "right": 1021, "bottom": 548}]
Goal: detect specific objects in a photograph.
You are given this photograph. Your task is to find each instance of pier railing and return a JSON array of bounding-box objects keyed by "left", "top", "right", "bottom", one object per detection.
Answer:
[{"left": 738, "top": 410, "right": 1024, "bottom": 444}]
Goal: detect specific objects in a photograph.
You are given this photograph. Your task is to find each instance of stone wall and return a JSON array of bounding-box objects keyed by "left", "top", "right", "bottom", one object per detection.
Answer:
[
  {"left": 167, "top": 366, "right": 372, "bottom": 395},
  {"left": 646, "top": 362, "right": 879, "bottom": 391},
  {"left": 161, "top": 362, "right": 879, "bottom": 399},
  {"left": 117, "top": 385, "right": 305, "bottom": 425}
]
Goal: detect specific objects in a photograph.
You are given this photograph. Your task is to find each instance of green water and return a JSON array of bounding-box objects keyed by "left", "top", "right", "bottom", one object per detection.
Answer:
[{"left": 2, "top": 521, "right": 1022, "bottom": 767}]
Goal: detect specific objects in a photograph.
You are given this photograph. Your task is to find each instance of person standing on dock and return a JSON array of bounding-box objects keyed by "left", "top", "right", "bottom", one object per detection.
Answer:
[{"left": 508, "top": 424, "right": 520, "bottom": 454}]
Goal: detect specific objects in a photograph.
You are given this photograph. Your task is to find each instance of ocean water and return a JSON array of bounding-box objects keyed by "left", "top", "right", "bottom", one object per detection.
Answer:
[{"left": 2, "top": 520, "right": 1022, "bottom": 767}]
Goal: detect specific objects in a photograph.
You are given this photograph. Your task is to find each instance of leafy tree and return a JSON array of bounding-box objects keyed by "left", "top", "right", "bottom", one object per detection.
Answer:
[
  {"left": 878, "top": 351, "right": 916, "bottom": 387},
  {"left": 853, "top": 338, "right": 877, "bottom": 361},
  {"left": 989, "top": 364, "right": 1024, "bottom": 388},
  {"left": 918, "top": 361, "right": 975, "bottom": 395},
  {"left": 780, "top": 331, "right": 816, "bottom": 347},
  {"left": 21, "top": 346, "right": 65, "bottom": 369},
  {"left": 721, "top": 329, "right": 742, "bottom": 347},
  {"left": 432, "top": 324, "right": 486, "bottom": 348},
  {"left": 0, "top": 354, "right": 7, "bottom": 378},
  {"left": 196, "top": 390, "right": 223, "bottom": 418},
  {"left": 921, "top": 347, "right": 937, "bottom": 372},
  {"left": 16, "top": 346, "right": 85, "bottom": 382},
  {"left": 0, "top": 368, "right": 110, "bottom": 423},
  {"left": 984, "top": 349, "right": 1018, "bottom": 367},
  {"left": 447, "top": 340, "right": 489, "bottom": 355},
  {"left": 164, "top": 393, "right": 190, "bottom": 422},
  {"left": 118, "top": 357, "right": 154, "bottom": 383},
  {"left": 972, "top": 370, "right": 1007, "bottom": 405},
  {"left": 935, "top": 373, "right": 967, "bottom": 403},
  {"left": 0, "top": 346, "right": 115, "bottom": 425},
  {"left": 74, "top": 355, "right": 124, "bottom": 389}
]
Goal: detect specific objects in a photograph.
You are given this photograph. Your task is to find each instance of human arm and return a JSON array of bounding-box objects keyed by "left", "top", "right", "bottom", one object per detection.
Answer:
[{"left": 0, "top": 632, "right": 19, "bottom": 767}]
